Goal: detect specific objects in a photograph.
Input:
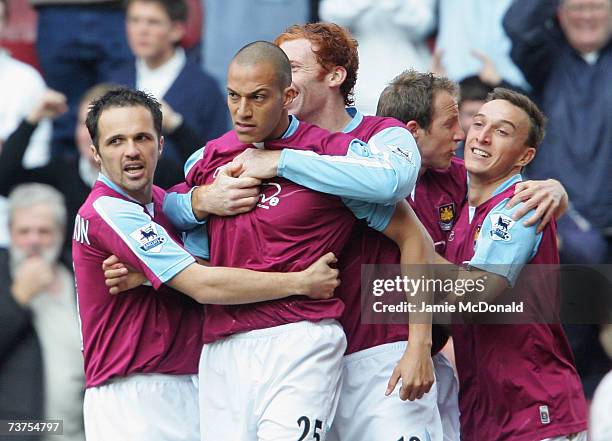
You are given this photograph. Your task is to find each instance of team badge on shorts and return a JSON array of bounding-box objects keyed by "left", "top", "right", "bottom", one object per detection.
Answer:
[
  {"left": 130, "top": 222, "right": 167, "bottom": 253},
  {"left": 438, "top": 203, "right": 456, "bottom": 231},
  {"left": 489, "top": 213, "right": 515, "bottom": 242}
]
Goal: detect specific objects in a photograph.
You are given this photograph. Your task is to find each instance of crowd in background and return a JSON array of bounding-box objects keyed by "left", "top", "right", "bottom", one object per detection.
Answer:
[{"left": 0, "top": 0, "right": 610, "bottom": 439}]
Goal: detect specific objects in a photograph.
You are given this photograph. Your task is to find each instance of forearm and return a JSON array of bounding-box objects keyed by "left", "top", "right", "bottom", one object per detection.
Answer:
[
  {"left": 0, "top": 120, "right": 36, "bottom": 192},
  {"left": 503, "top": 0, "right": 559, "bottom": 87},
  {"left": 278, "top": 142, "right": 420, "bottom": 204},
  {"left": 163, "top": 185, "right": 206, "bottom": 231},
  {"left": 168, "top": 263, "right": 305, "bottom": 304}
]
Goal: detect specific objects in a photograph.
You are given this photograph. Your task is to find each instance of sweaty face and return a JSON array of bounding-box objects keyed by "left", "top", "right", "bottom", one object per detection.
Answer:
[
  {"left": 279, "top": 38, "right": 330, "bottom": 121},
  {"left": 558, "top": 0, "right": 612, "bottom": 54},
  {"left": 10, "top": 204, "right": 62, "bottom": 264},
  {"left": 126, "top": 1, "right": 182, "bottom": 64},
  {"left": 464, "top": 99, "right": 534, "bottom": 181},
  {"left": 92, "top": 105, "right": 162, "bottom": 204},
  {"left": 227, "top": 61, "right": 292, "bottom": 144},
  {"left": 418, "top": 91, "right": 465, "bottom": 170}
]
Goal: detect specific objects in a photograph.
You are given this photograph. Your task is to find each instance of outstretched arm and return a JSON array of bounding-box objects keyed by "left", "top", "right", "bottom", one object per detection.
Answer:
[{"left": 381, "top": 201, "right": 437, "bottom": 401}]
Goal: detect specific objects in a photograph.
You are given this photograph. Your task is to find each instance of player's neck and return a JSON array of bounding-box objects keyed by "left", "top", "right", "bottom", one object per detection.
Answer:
[
  {"left": 305, "top": 96, "right": 352, "bottom": 133},
  {"left": 468, "top": 172, "right": 515, "bottom": 207}
]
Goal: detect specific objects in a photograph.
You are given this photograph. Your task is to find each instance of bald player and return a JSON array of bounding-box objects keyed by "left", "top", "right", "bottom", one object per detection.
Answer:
[{"left": 179, "top": 42, "right": 431, "bottom": 441}]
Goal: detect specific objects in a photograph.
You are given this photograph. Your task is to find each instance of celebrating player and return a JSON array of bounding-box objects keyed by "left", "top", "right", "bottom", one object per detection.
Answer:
[{"left": 72, "top": 88, "right": 344, "bottom": 441}]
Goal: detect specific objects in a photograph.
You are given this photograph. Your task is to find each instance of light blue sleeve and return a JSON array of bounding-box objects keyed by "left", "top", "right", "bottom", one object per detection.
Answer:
[
  {"left": 342, "top": 198, "right": 396, "bottom": 232},
  {"left": 162, "top": 146, "right": 208, "bottom": 231},
  {"left": 163, "top": 188, "right": 207, "bottom": 231},
  {"left": 182, "top": 226, "right": 210, "bottom": 260},
  {"left": 278, "top": 126, "right": 421, "bottom": 204},
  {"left": 93, "top": 196, "right": 195, "bottom": 284},
  {"left": 469, "top": 199, "right": 543, "bottom": 286}
]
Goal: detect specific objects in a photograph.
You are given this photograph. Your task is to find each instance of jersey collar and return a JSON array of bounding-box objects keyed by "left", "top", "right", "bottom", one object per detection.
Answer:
[
  {"left": 492, "top": 174, "right": 523, "bottom": 197},
  {"left": 342, "top": 107, "right": 363, "bottom": 133}
]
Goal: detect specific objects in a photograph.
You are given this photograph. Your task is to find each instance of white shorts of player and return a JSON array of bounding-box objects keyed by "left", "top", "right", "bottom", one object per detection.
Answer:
[
  {"left": 83, "top": 373, "right": 199, "bottom": 441},
  {"left": 328, "top": 341, "right": 444, "bottom": 441},
  {"left": 541, "top": 432, "right": 587, "bottom": 441},
  {"left": 433, "top": 352, "right": 460, "bottom": 441},
  {"left": 199, "top": 319, "right": 346, "bottom": 441}
]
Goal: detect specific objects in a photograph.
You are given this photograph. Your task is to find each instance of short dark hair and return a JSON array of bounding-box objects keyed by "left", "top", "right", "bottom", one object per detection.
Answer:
[
  {"left": 232, "top": 41, "right": 292, "bottom": 92},
  {"left": 124, "top": 0, "right": 188, "bottom": 22},
  {"left": 486, "top": 88, "right": 547, "bottom": 148},
  {"left": 459, "top": 76, "right": 493, "bottom": 106},
  {"left": 376, "top": 70, "right": 458, "bottom": 130},
  {"left": 275, "top": 22, "right": 359, "bottom": 106},
  {"left": 86, "top": 88, "right": 162, "bottom": 150}
]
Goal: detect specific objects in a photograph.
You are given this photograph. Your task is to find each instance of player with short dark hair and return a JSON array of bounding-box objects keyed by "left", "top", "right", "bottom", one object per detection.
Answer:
[
  {"left": 73, "top": 87, "right": 343, "bottom": 441},
  {"left": 440, "top": 89, "right": 587, "bottom": 440}
]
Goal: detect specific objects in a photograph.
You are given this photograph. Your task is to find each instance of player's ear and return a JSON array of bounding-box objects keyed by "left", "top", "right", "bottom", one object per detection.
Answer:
[
  {"left": 158, "top": 135, "right": 164, "bottom": 156},
  {"left": 405, "top": 120, "right": 422, "bottom": 140},
  {"left": 283, "top": 85, "right": 298, "bottom": 107},
  {"left": 90, "top": 144, "right": 101, "bottom": 166},
  {"left": 328, "top": 66, "right": 347, "bottom": 88},
  {"left": 516, "top": 146, "right": 536, "bottom": 168}
]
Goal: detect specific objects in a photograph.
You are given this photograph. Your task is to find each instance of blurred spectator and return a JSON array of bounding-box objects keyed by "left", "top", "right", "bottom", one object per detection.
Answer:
[
  {"left": 0, "top": 82, "right": 203, "bottom": 262},
  {"left": 504, "top": 0, "right": 612, "bottom": 255},
  {"left": 202, "top": 0, "right": 312, "bottom": 96},
  {"left": 590, "top": 324, "right": 612, "bottom": 440},
  {"left": 0, "top": 0, "right": 53, "bottom": 249},
  {"left": 458, "top": 76, "right": 494, "bottom": 134},
  {"left": 110, "top": 0, "right": 226, "bottom": 182},
  {"left": 505, "top": 0, "right": 612, "bottom": 398},
  {"left": 0, "top": 183, "right": 85, "bottom": 441},
  {"left": 0, "top": 0, "right": 39, "bottom": 68},
  {"left": 30, "top": 0, "right": 132, "bottom": 158},
  {"left": 435, "top": 0, "right": 529, "bottom": 90},
  {"left": 320, "top": 0, "right": 436, "bottom": 115}
]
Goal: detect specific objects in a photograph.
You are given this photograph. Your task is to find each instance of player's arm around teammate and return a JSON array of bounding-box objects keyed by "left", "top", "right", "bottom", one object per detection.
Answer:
[{"left": 103, "top": 250, "right": 341, "bottom": 303}]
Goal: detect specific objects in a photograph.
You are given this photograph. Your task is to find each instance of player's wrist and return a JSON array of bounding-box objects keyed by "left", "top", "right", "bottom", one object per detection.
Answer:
[
  {"left": 191, "top": 186, "right": 211, "bottom": 220},
  {"left": 289, "top": 272, "right": 308, "bottom": 296}
]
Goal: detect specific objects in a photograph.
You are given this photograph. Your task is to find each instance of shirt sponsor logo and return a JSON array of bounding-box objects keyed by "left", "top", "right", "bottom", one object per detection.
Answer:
[
  {"left": 257, "top": 182, "right": 282, "bottom": 210},
  {"left": 130, "top": 222, "right": 166, "bottom": 253},
  {"left": 438, "top": 203, "right": 456, "bottom": 231},
  {"left": 489, "top": 213, "right": 515, "bottom": 241}
]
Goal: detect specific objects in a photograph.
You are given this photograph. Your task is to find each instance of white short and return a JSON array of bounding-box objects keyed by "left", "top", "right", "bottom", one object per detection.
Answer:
[
  {"left": 199, "top": 319, "right": 346, "bottom": 441},
  {"left": 83, "top": 373, "right": 199, "bottom": 441},
  {"left": 432, "top": 352, "right": 460, "bottom": 441},
  {"left": 328, "top": 341, "right": 443, "bottom": 441}
]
